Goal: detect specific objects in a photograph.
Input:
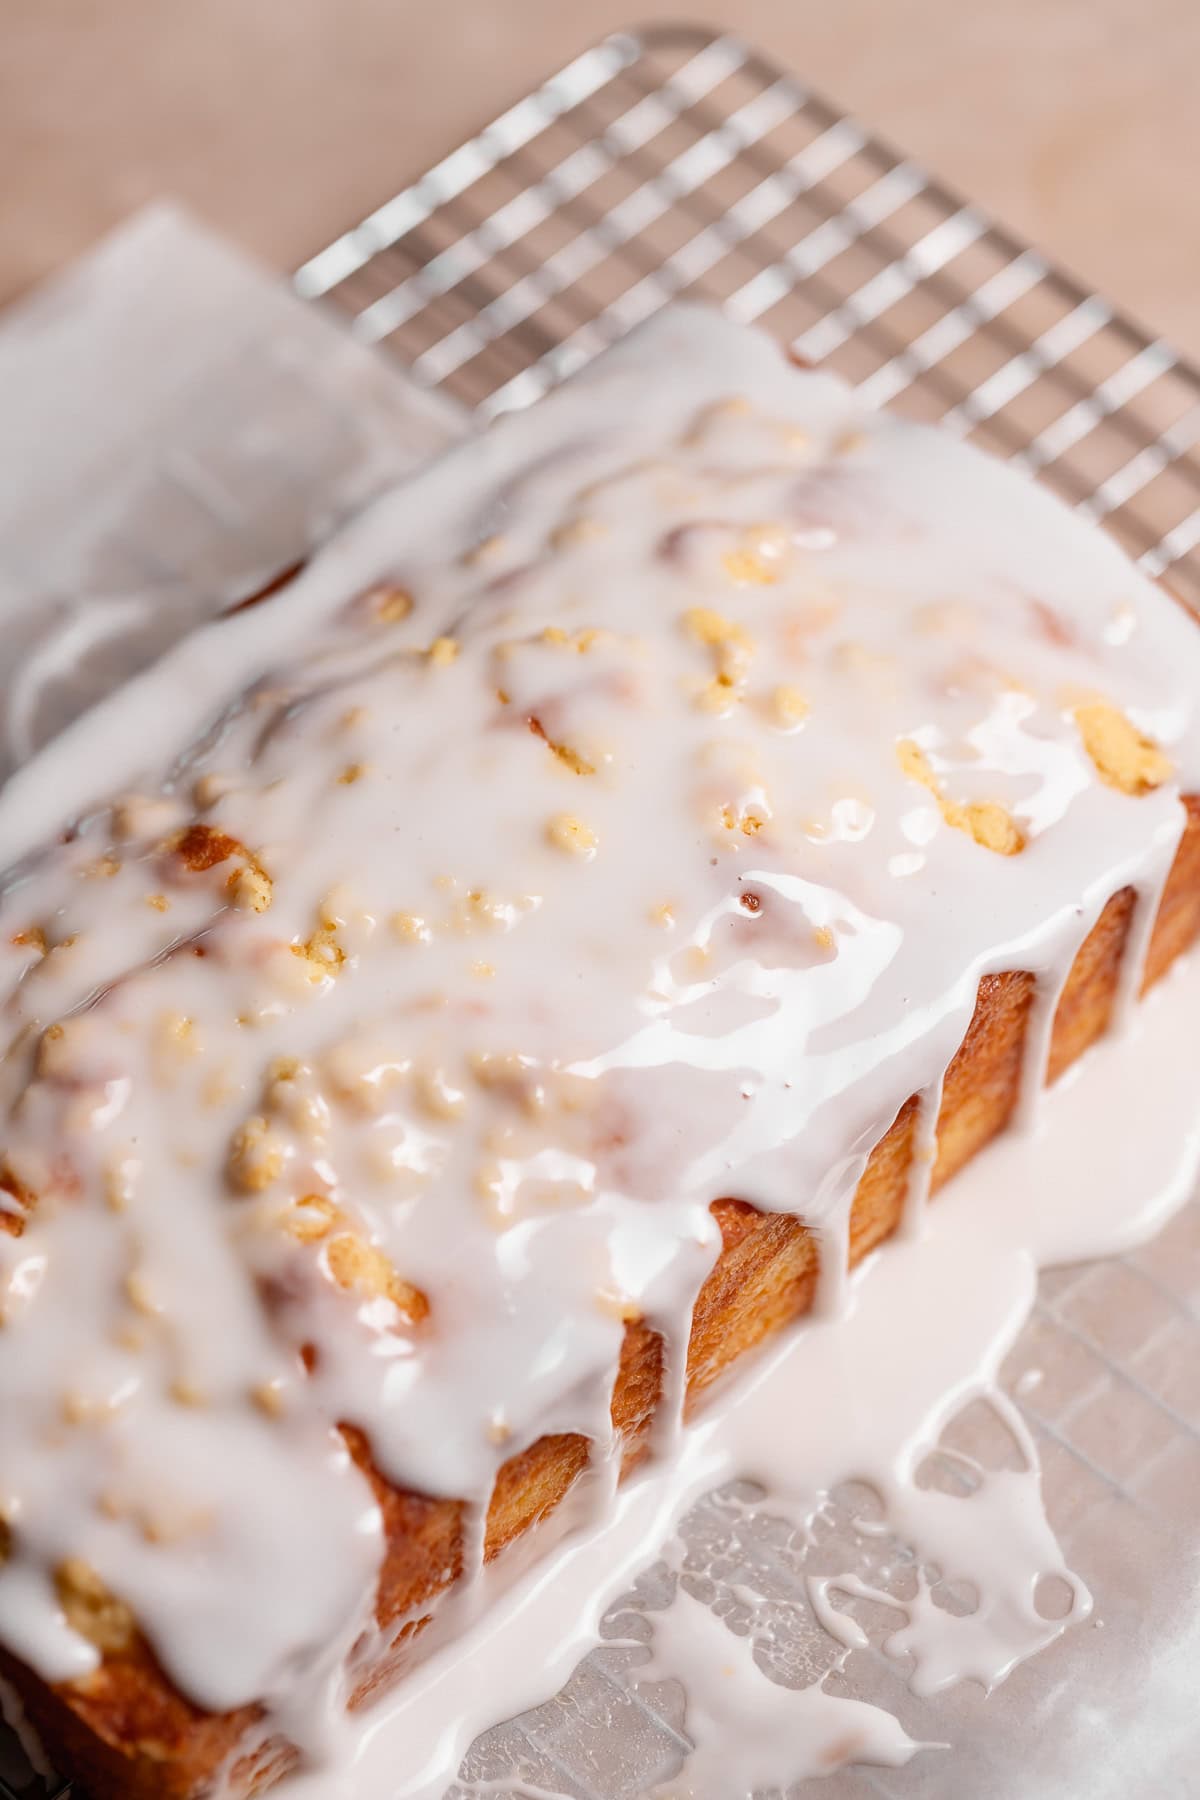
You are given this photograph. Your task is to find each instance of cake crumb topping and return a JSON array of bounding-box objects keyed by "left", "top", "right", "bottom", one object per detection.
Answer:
[{"left": 1072, "top": 699, "right": 1172, "bottom": 795}]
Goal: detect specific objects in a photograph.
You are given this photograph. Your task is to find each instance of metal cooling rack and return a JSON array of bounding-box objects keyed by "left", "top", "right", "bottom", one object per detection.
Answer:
[
  {"left": 11, "top": 21, "right": 1200, "bottom": 1800},
  {"left": 295, "top": 22, "right": 1200, "bottom": 611}
]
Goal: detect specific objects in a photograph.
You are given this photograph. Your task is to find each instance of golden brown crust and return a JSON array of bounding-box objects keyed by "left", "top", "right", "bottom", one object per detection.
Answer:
[
  {"left": 18, "top": 799, "right": 1200, "bottom": 1798},
  {"left": 1143, "top": 795, "right": 1200, "bottom": 990}
]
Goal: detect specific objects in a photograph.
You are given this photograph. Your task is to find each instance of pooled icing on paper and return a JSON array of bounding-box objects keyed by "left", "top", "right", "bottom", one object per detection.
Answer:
[{"left": 0, "top": 306, "right": 1197, "bottom": 1789}]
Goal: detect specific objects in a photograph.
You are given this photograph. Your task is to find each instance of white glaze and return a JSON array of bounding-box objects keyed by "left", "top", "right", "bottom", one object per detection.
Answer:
[
  {"left": 279, "top": 950, "right": 1200, "bottom": 1798},
  {"left": 0, "top": 306, "right": 1196, "bottom": 1792}
]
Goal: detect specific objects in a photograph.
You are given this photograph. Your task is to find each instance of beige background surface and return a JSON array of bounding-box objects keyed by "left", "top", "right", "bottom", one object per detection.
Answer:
[{"left": 1, "top": 0, "right": 1197, "bottom": 357}]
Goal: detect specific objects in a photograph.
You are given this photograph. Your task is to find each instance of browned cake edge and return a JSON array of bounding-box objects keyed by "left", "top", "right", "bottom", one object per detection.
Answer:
[{"left": 6, "top": 795, "right": 1200, "bottom": 1799}]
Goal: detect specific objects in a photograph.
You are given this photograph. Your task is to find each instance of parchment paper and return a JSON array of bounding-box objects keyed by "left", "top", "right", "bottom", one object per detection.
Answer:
[{"left": 0, "top": 204, "right": 466, "bottom": 785}]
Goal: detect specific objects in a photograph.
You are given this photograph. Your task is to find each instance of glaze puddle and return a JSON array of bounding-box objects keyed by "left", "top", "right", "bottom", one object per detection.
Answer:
[{"left": 273, "top": 952, "right": 1199, "bottom": 1798}]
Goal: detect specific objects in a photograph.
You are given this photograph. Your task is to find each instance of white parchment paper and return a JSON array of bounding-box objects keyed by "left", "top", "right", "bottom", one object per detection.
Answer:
[{"left": 0, "top": 204, "right": 466, "bottom": 783}]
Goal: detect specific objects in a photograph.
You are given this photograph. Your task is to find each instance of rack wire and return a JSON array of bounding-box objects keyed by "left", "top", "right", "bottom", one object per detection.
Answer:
[
  {"left": 11, "top": 21, "right": 1200, "bottom": 1799},
  {"left": 296, "top": 22, "right": 1200, "bottom": 611}
]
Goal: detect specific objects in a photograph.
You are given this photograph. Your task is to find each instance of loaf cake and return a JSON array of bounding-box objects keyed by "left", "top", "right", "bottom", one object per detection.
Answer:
[{"left": 0, "top": 306, "right": 1198, "bottom": 1799}]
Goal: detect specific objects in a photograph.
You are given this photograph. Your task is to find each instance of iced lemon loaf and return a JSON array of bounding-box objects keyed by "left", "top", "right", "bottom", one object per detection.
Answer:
[{"left": 0, "top": 307, "right": 1198, "bottom": 1798}]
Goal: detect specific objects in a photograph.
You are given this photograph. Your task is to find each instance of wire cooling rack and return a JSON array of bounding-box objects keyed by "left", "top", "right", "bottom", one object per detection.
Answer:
[
  {"left": 295, "top": 22, "right": 1200, "bottom": 612},
  {"left": 9, "top": 21, "right": 1200, "bottom": 1800}
]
